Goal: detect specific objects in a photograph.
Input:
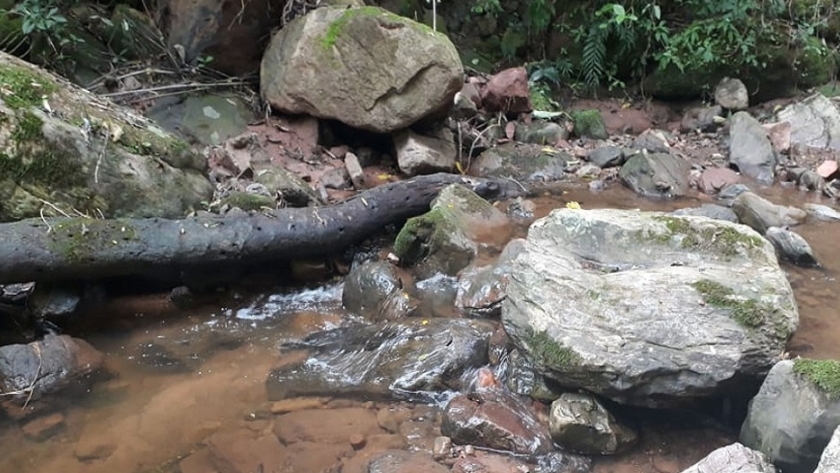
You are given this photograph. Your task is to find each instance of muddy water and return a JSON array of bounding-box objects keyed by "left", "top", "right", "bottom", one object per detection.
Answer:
[{"left": 0, "top": 184, "right": 838, "bottom": 473}]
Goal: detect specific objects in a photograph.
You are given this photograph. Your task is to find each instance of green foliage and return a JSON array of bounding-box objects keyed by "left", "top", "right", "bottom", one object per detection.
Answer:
[
  {"left": 470, "top": 0, "right": 502, "bottom": 16},
  {"left": 1, "top": 0, "right": 83, "bottom": 64},
  {"left": 793, "top": 358, "right": 840, "bottom": 399}
]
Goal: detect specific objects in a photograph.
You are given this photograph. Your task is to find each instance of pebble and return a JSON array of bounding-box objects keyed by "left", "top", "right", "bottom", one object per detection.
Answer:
[
  {"left": 433, "top": 436, "right": 452, "bottom": 460},
  {"left": 349, "top": 433, "right": 366, "bottom": 450},
  {"left": 22, "top": 413, "right": 65, "bottom": 441}
]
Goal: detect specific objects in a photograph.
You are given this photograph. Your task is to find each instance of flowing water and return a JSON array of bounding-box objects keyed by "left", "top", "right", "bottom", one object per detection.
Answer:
[{"left": 0, "top": 184, "right": 838, "bottom": 473}]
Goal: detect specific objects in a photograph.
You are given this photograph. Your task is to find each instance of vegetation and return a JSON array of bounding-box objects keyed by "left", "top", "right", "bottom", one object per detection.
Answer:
[{"left": 793, "top": 358, "right": 840, "bottom": 399}]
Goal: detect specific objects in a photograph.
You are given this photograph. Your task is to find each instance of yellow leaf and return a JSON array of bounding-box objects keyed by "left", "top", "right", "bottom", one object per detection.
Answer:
[
  {"left": 376, "top": 173, "right": 391, "bottom": 181},
  {"left": 566, "top": 201, "right": 582, "bottom": 210},
  {"left": 541, "top": 147, "right": 556, "bottom": 154},
  {"left": 455, "top": 162, "right": 465, "bottom": 174}
]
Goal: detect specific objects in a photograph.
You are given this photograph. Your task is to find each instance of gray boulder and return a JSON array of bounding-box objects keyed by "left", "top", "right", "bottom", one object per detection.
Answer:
[
  {"left": 471, "top": 142, "right": 573, "bottom": 183},
  {"left": 266, "top": 318, "right": 494, "bottom": 401},
  {"left": 741, "top": 359, "right": 840, "bottom": 473},
  {"left": 0, "top": 51, "right": 213, "bottom": 221},
  {"left": 729, "top": 112, "right": 776, "bottom": 184},
  {"left": 673, "top": 204, "right": 739, "bottom": 223},
  {"left": 732, "top": 192, "right": 807, "bottom": 234},
  {"left": 777, "top": 94, "right": 840, "bottom": 151},
  {"left": 619, "top": 152, "right": 691, "bottom": 199},
  {"left": 394, "top": 127, "right": 456, "bottom": 176},
  {"left": 549, "top": 392, "right": 637, "bottom": 455},
  {"left": 260, "top": 6, "right": 463, "bottom": 133},
  {"left": 632, "top": 129, "right": 672, "bottom": 153},
  {"left": 588, "top": 145, "right": 625, "bottom": 168},
  {"left": 805, "top": 203, "right": 840, "bottom": 221},
  {"left": 500, "top": 209, "right": 799, "bottom": 408},
  {"left": 715, "top": 77, "right": 750, "bottom": 110},
  {"left": 815, "top": 426, "right": 840, "bottom": 473},
  {"left": 513, "top": 121, "right": 569, "bottom": 146},
  {"left": 681, "top": 443, "right": 776, "bottom": 473}
]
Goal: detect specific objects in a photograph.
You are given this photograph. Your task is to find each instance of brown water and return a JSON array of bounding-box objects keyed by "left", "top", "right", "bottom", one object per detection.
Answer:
[{"left": 0, "top": 184, "right": 838, "bottom": 473}]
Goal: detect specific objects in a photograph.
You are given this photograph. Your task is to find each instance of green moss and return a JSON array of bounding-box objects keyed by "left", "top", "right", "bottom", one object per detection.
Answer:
[
  {"left": 47, "top": 219, "right": 137, "bottom": 263},
  {"left": 692, "top": 279, "right": 769, "bottom": 328},
  {"left": 796, "top": 37, "right": 835, "bottom": 89},
  {"left": 0, "top": 64, "right": 57, "bottom": 110},
  {"left": 320, "top": 6, "right": 435, "bottom": 50},
  {"left": 793, "top": 358, "right": 840, "bottom": 399},
  {"left": 526, "top": 329, "right": 580, "bottom": 368},
  {"left": 648, "top": 216, "right": 764, "bottom": 257},
  {"left": 571, "top": 109, "right": 608, "bottom": 140},
  {"left": 394, "top": 206, "right": 449, "bottom": 264},
  {"left": 221, "top": 192, "right": 275, "bottom": 211},
  {"left": 12, "top": 111, "right": 44, "bottom": 143}
]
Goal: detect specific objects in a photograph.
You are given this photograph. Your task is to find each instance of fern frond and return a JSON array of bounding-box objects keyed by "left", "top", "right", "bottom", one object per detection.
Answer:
[{"left": 582, "top": 26, "right": 607, "bottom": 87}]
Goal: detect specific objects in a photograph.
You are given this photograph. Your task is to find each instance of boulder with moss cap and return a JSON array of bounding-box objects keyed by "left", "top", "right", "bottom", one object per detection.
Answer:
[
  {"left": 260, "top": 6, "right": 463, "bottom": 133},
  {"left": 0, "top": 51, "right": 213, "bottom": 222},
  {"left": 740, "top": 359, "right": 840, "bottom": 473},
  {"left": 501, "top": 208, "right": 798, "bottom": 408}
]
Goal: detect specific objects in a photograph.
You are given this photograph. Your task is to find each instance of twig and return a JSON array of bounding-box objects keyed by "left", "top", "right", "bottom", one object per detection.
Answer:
[
  {"left": 100, "top": 80, "right": 249, "bottom": 98},
  {"left": 39, "top": 208, "right": 53, "bottom": 234},
  {"left": 22, "top": 344, "right": 43, "bottom": 410},
  {"left": 39, "top": 200, "right": 71, "bottom": 218}
]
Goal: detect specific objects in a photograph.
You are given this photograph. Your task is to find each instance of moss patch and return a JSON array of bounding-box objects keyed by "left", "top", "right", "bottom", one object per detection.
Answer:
[
  {"left": 692, "top": 279, "right": 771, "bottom": 328},
  {"left": 571, "top": 109, "right": 607, "bottom": 139},
  {"left": 394, "top": 206, "right": 451, "bottom": 264},
  {"left": 525, "top": 329, "right": 580, "bottom": 368},
  {"left": 221, "top": 192, "right": 275, "bottom": 211},
  {"left": 0, "top": 64, "right": 57, "bottom": 110},
  {"left": 647, "top": 216, "right": 764, "bottom": 258},
  {"left": 47, "top": 219, "right": 137, "bottom": 263},
  {"left": 793, "top": 358, "right": 840, "bottom": 399}
]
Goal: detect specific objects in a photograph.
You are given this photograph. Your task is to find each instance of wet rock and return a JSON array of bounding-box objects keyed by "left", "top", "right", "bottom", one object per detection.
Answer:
[
  {"left": 798, "top": 170, "right": 823, "bottom": 191},
  {"left": 472, "top": 142, "right": 573, "bottom": 183},
  {"left": 270, "top": 397, "right": 328, "bottom": 415},
  {"left": 266, "top": 318, "right": 494, "bottom": 400},
  {"left": 451, "top": 450, "right": 544, "bottom": 473},
  {"left": 441, "top": 391, "right": 554, "bottom": 455},
  {"left": 455, "top": 240, "right": 525, "bottom": 318},
  {"left": 134, "top": 342, "right": 193, "bottom": 374},
  {"left": 538, "top": 452, "right": 593, "bottom": 473},
  {"left": 588, "top": 145, "right": 624, "bottom": 168},
  {"left": 413, "top": 274, "right": 459, "bottom": 318},
  {"left": 681, "top": 443, "right": 776, "bottom": 473},
  {"left": 717, "top": 183, "right": 751, "bottom": 206},
  {"left": 179, "top": 448, "right": 216, "bottom": 473},
  {"left": 777, "top": 93, "right": 840, "bottom": 151},
  {"left": 342, "top": 261, "right": 415, "bottom": 321},
  {"left": 74, "top": 434, "right": 117, "bottom": 461},
  {"left": 481, "top": 67, "right": 532, "bottom": 114},
  {"left": 740, "top": 359, "right": 840, "bottom": 473},
  {"left": 549, "top": 392, "right": 637, "bottom": 455},
  {"left": 261, "top": 6, "right": 463, "bottom": 133},
  {"left": 697, "top": 167, "right": 741, "bottom": 194},
  {"left": 619, "top": 152, "right": 691, "bottom": 199},
  {"left": 0, "top": 335, "right": 104, "bottom": 402},
  {"left": 765, "top": 227, "right": 819, "bottom": 267},
  {"left": 22, "top": 412, "right": 66, "bottom": 441},
  {"left": 715, "top": 77, "right": 749, "bottom": 110},
  {"left": 633, "top": 129, "right": 671, "bottom": 153},
  {"left": 368, "top": 450, "right": 450, "bottom": 473},
  {"left": 394, "top": 127, "right": 457, "bottom": 176},
  {"left": 501, "top": 209, "right": 798, "bottom": 408},
  {"left": 681, "top": 105, "right": 724, "bottom": 133},
  {"left": 514, "top": 121, "right": 569, "bottom": 146},
  {"left": 815, "top": 426, "right": 840, "bottom": 473},
  {"left": 394, "top": 184, "right": 512, "bottom": 279},
  {"left": 433, "top": 435, "right": 452, "bottom": 460},
  {"left": 732, "top": 192, "right": 807, "bottom": 234},
  {"left": 28, "top": 285, "right": 82, "bottom": 320},
  {"left": 206, "top": 430, "right": 290, "bottom": 473},
  {"left": 805, "top": 203, "right": 840, "bottom": 221},
  {"left": 571, "top": 109, "right": 608, "bottom": 140},
  {"left": 503, "top": 348, "right": 564, "bottom": 402},
  {"left": 672, "top": 204, "right": 739, "bottom": 223},
  {"left": 729, "top": 112, "right": 776, "bottom": 184}
]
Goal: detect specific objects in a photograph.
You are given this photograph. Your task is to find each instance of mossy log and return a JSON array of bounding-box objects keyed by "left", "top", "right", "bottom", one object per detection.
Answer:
[{"left": 0, "top": 174, "right": 522, "bottom": 285}]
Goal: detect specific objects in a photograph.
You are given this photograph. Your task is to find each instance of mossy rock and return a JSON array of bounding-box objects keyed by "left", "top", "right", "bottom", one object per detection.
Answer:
[
  {"left": 793, "top": 358, "right": 840, "bottom": 399},
  {"left": 0, "top": 51, "right": 213, "bottom": 221},
  {"left": 220, "top": 192, "right": 275, "bottom": 211},
  {"left": 571, "top": 109, "right": 608, "bottom": 140}
]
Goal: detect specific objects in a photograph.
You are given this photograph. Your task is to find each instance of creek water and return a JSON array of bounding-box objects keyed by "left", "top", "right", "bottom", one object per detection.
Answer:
[{"left": 0, "top": 183, "right": 837, "bottom": 473}]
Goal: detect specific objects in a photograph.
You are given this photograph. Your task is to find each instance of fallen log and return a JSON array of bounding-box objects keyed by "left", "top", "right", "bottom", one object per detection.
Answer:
[{"left": 0, "top": 173, "right": 523, "bottom": 284}]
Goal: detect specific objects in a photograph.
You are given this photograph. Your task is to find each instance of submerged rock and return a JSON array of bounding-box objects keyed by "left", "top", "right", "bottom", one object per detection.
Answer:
[
  {"left": 455, "top": 240, "right": 525, "bottom": 318},
  {"left": 681, "top": 443, "right": 776, "bottom": 473},
  {"left": 342, "top": 261, "right": 416, "bottom": 321},
  {"left": 740, "top": 359, "right": 840, "bottom": 473},
  {"left": 673, "top": 204, "right": 739, "bottom": 223},
  {"left": 501, "top": 208, "right": 799, "bottom": 408},
  {"left": 266, "top": 318, "right": 494, "bottom": 401},
  {"left": 441, "top": 391, "right": 554, "bottom": 455},
  {"left": 368, "top": 450, "right": 449, "bottom": 473},
  {"left": 805, "top": 203, "right": 840, "bottom": 221},
  {"left": 732, "top": 192, "right": 807, "bottom": 234},
  {"left": 549, "top": 392, "right": 637, "bottom": 455},
  {"left": 764, "top": 227, "right": 819, "bottom": 267}
]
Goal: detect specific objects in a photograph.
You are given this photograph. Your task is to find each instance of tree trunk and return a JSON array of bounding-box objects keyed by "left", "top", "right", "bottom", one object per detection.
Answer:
[{"left": 0, "top": 173, "right": 522, "bottom": 284}]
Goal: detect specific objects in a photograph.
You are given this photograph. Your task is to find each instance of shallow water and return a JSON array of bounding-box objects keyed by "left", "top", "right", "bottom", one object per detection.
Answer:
[{"left": 0, "top": 183, "right": 838, "bottom": 473}]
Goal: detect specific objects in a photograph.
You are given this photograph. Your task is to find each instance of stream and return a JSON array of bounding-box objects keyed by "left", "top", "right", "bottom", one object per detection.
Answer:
[{"left": 0, "top": 183, "right": 837, "bottom": 473}]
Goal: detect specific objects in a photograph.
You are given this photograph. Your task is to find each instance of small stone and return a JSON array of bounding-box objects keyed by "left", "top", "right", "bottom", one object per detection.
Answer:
[
  {"left": 798, "top": 170, "right": 822, "bottom": 191},
  {"left": 481, "top": 67, "right": 532, "bottom": 113},
  {"left": 698, "top": 167, "right": 741, "bottom": 194},
  {"left": 345, "top": 152, "right": 365, "bottom": 189},
  {"left": 22, "top": 413, "right": 65, "bottom": 441},
  {"left": 715, "top": 77, "right": 749, "bottom": 110},
  {"left": 633, "top": 129, "right": 671, "bottom": 153},
  {"left": 349, "top": 433, "right": 366, "bottom": 450},
  {"left": 433, "top": 436, "right": 453, "bottom": 460},
  {"left": 576, "top": 164, "right": 601, "bottom": 179},
  {"left": 464, "top": 445, "right": 475, "bottom": 456},
  {"left": 588, "top": 146, "right": 624, "bottom": 168},
  {"left": 817, "top": 160, "right": 839, "bottom": 179},
  {"left": 75, "top": 436, "right": 117, "bottom": 461}
]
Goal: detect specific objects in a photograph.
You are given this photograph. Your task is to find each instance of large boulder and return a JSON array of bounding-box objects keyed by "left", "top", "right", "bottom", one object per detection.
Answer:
[
  {"left": 260, "top": 6, "right": 463, "bottom": 133},
  {"left": 500, "top": 208, "right": 799, "bottom": 408},
  {"left": 776, "top": 93, "right": 840, "bottom": 151},
  {"left": 740, "top": 359, "right": 840, "bottom": 473},
  {"left": 618, "top": 152, "right": 691, "bottom": 199},
  {"left": 680, "top": 443, "right": 777, "bottom": 473},
  {"left": 816, "top": 426, "right": 840, "bottom": 473},
  {"left": 729, "top": 112, "right": 777, "bottom": 184},
  {"left": 0, "top": 52, "right": 213, "bottom": 221}
]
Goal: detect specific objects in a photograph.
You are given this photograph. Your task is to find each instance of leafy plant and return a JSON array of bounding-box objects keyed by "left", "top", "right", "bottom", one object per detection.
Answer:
[{"left": 2, "top": 0, "right": 82, "bottom": 59}]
